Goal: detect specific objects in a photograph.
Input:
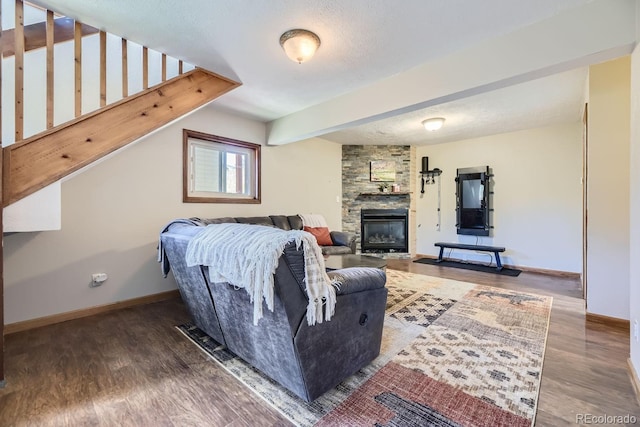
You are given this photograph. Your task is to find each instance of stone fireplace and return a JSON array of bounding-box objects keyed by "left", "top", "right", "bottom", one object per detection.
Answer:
[{"left": 342, "top": 145, "right": 416, "bottom": 255}]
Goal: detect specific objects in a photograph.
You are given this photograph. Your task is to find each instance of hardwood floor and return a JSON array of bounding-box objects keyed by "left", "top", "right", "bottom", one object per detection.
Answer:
[{"left": 0, "top": 261, "right": 638, "bottom": 426}]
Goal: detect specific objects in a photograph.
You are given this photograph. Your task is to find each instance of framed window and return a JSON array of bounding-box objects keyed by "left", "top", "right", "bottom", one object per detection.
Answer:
[{"left": 183, "top": 129, "right": 261, "bottom": 203}]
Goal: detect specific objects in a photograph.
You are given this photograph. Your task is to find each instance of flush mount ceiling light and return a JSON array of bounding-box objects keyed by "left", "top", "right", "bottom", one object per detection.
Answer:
[
  {"left": 422, "top": 117, "right": 446, "bottom": 131},
  {"left": 279, "top": 29, "right": 321, "bottom": 64}
]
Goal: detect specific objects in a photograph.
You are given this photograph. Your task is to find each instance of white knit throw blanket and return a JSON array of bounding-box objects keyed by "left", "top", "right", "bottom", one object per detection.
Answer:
[
  {"left": 185, "top": 223, "right": 337, "bottom": 326},
  {"left": 299, "top": 214, "right": 328, "bottom": 228}
]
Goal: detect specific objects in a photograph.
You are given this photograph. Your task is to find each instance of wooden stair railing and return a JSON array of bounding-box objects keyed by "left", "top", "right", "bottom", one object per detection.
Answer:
[
  {"left": 2, "top": 68, "right": 240, "bottom": 207},
  {"left": 1, "top": 17, "right": 98, "bottom": 58}
]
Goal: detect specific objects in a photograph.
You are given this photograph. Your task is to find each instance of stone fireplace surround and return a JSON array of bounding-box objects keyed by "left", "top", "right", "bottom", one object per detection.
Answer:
[{"left": 342, "top": 145, "right": 416, "bottom": 256}]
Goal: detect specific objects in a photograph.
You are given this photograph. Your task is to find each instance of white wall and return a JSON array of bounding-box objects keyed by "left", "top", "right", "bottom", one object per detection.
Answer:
[
  {"left": 415, "top": 123, "right": 583, "bottom": 272},
  {"left": 587, "top": 57, "right": 631, "bottom": 320},
  {"left": 3, "top": 106, "right": 342, "bottom": 324},
  {"left": 629, "top": 33, "right": 640, "bottom": 382},
  {"left": 3, "top": 184, "right": 61, "bottom": 231}
]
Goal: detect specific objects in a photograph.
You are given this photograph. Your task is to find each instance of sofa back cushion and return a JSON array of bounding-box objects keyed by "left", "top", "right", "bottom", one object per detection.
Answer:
[
  {"left": 269, "top": 215, "right": 291, "bottom": 230},
  {"left": 195, "top": 214, "right": 305, "bottom": 231},
  {"left": 288, "top": 215, "right": 303, "bottom": 230},
  {"left": 198, "top": 217, "right": 237, "bottom": 225},
  {"left": 235, "top": 216, "right": 274, "bottom": 227}
]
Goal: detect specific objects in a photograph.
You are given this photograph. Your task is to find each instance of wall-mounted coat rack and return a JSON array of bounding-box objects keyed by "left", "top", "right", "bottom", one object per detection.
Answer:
[
  {"left": 419, "top": 156, "right": 443, "bottom": 231},
  {"left": 419, "top": 156, "right": 442, "bottom": 193}
]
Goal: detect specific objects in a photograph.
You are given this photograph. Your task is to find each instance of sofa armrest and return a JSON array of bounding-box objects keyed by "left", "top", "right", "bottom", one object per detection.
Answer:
[
  {"left": 330, "top": 231, "right": 357, "bottom": 253},
  {"left": 294, "top": 275, "right": 387, "bottom": 400},
  {"left": 330, "top": 230, "right": 354, "bottom": 247},
  {"left": 327, "top": 267, "right": 386, "bottom": 296}
]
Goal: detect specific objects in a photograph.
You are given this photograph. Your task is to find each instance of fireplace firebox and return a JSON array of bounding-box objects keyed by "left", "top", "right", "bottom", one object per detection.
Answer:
[{"left": 361, "top": 208, "right": 408, "bottom": 253}]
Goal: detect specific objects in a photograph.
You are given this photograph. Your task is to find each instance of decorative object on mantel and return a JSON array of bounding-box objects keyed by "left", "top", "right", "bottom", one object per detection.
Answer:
[
  {"left": 378, "top": 182, "right": 389, "bottom": 193},
  {"left": 370, "top": 160, "right": 396, "bottom": 182}
]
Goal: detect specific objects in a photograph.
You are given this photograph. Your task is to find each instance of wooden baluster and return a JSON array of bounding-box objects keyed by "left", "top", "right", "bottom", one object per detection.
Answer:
[
  {"left": 14, "top": 0, "right": 24, "bottom": 141},
  {"left": 74, "top": 21, "right": 81, "bottom": 117},
  {"left": 122, "top": 38, "right": 128, "bottom": 98},
  {"left": 100, "top": 31, "right": 106, "bottom": 107},
  {"left": 162, "top": 53, "right": 166, "bottom": 81},
  {"left": 46, "top": 10, "right": 54, "bottom": 128},
  {"left": 142, "top": 46, "right": 148, "bottom": 89}
]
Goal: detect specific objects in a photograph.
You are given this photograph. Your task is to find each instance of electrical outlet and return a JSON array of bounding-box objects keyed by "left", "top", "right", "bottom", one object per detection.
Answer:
[
  {"left": 634, "top": 319, "right": 639, "bottom": 342},
  {"left": 90, "top": 273, "right": 108, "bottom": 288}
]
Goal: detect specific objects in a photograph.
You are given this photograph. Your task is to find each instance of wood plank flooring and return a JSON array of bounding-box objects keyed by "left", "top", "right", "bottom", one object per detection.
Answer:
[{"left": 0, "top": 261, "right": 638, "bottom": 426}]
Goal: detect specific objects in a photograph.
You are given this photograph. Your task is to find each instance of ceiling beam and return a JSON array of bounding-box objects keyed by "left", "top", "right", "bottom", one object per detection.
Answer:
[{"left": 267, "top": 0, "right": 637, "bottom": 145}]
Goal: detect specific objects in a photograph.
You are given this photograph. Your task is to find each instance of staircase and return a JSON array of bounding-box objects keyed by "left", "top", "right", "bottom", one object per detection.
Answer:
[
  {"left": 4, "top": 68, "right": 239, "bottom": 206},
  {"left": 0, "top": 0, "right": 241, "bottom": 384},
  {"left": 2, "top": 1, "right": 240, "bottom": 208}
]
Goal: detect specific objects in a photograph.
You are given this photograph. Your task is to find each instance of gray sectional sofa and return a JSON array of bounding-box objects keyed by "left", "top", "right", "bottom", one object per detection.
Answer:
[
  {"left": 193, "top": 214, "right": 356, "bottom": 255},
  {"left": 160, "top": 216, "right": 387, "bottom": 402}
]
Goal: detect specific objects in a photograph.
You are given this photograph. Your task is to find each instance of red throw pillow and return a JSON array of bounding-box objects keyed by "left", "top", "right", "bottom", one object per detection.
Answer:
[{"left": 303, "top": 226, "right": 333, "bottom": 246}]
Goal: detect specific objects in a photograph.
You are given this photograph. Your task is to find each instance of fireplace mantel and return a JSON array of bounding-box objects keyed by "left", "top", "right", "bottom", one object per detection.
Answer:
[{"left": 358, "top": 192, "right": 410, "bottom": 196}]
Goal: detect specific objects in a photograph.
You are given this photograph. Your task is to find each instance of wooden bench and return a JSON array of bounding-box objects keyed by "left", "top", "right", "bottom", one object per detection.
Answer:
[{"left": 434, "top": 242, "right": 506, "bottom": 271}]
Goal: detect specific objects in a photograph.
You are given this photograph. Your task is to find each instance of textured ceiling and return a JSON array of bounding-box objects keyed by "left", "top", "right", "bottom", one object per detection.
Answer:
[
  {"left": 321, "top": 67, "right": 589, "bottom": 145},
  {"left": 30, "top": 0, "right": 594, "bottom": 125}
]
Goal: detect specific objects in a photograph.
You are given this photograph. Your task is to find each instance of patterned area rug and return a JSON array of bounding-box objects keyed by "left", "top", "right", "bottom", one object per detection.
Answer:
[{"left": 176, "top": 270, "right": 552, "bottom": 427}]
